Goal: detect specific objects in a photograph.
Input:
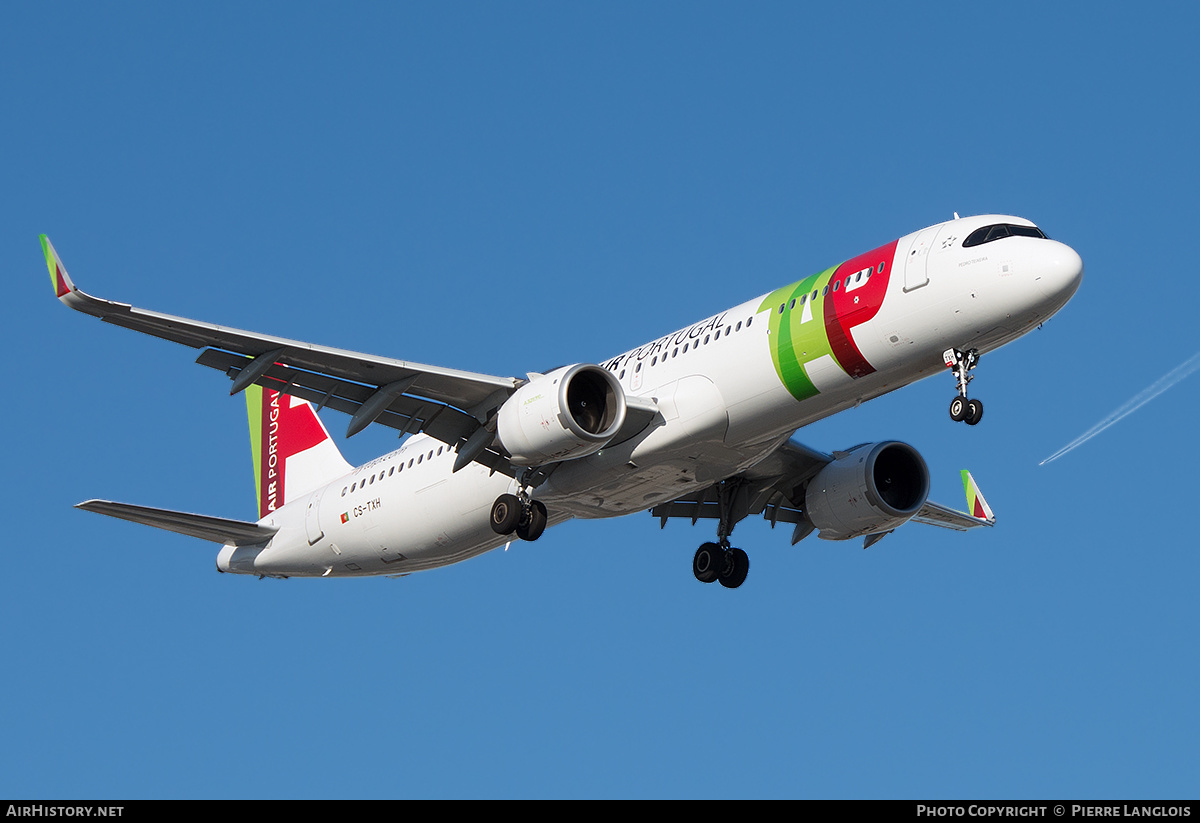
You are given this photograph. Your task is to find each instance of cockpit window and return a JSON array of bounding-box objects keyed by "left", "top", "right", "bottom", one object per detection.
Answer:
[{"left": 963, "top": 223, "right": 1048, "bottom": 248}]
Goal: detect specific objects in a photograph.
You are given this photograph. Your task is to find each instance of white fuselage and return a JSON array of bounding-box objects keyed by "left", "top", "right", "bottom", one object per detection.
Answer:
[{"left": 217, "top": 215, "right": 1083, "bottom": 577}]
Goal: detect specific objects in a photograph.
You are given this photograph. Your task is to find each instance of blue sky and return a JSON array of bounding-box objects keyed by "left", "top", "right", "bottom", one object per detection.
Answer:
[{"left": 4, "top": 2, "right": 1198, "bottom": 799}]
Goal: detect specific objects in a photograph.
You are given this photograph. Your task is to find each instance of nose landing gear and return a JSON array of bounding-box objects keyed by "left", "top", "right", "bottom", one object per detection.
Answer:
[{"left": 944, "top": 348, "right": 984, "bottom": 426}]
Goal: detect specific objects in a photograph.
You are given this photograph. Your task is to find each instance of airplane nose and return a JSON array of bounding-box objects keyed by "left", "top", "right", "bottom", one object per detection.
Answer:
[{"left": 1037, "top": 241, "right": 1084, "bottom": 305}]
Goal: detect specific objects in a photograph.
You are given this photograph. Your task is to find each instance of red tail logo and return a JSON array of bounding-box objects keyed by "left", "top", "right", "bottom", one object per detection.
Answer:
[{"left": 251, "top": 388, "right": 331, "bottom": 518}]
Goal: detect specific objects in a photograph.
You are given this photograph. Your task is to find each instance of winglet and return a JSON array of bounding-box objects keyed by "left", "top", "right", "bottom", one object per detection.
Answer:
[
  {"left": 961, "top": 470, "right": 995, "bottom": 523},
  {"left": 40, "top": 235, "right": 76, "bottom": 299},
  {"left": 37, "top": 237, "right": 134, "bottom": 320}
]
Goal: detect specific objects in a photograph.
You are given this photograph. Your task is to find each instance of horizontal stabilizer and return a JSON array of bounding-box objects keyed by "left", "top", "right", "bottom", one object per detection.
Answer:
[{"left": 77, "top": 500, "right": 279, "bottom": 546}]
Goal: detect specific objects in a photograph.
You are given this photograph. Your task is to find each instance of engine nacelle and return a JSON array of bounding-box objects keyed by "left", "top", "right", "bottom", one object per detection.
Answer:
[
  {"left": 495, "top": 364, "right": 627, "bottom": 465},
  {"left": 805, "top": 442, "right": 930, "bottom": 540}
]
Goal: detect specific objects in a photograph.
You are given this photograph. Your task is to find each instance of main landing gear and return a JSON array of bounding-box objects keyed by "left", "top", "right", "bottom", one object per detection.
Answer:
[
  {"left": 490, "top": 492, "right": 548, "bottom": 542},
  {"left": 693, "top": 542, "right": 750, "bottom": 589},
  {"left": 944, "top": 347, "right": 984, "bottom": 426},
  {"left": 690, "top": 478, "right": 751, "bottom": 589}
]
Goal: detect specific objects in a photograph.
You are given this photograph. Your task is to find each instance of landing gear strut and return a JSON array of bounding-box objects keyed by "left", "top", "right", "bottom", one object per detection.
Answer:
[
  {"left": 490, "top": 492, "right": 547, "bottom": 542},
  {"left": 944, "top": 347, "right": 984, "bottom": 426},
  {"left": 690, "top": 479, "right": 752, "bottom": 589}
]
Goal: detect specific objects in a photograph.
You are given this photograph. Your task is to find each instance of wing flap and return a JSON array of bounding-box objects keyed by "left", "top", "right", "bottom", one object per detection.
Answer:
[{"left": 77, "top": 500, "right": 279, "bottom": 546}]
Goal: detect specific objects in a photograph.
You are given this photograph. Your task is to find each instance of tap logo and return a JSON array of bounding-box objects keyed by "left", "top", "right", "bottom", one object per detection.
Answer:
[{"left": 760, "top": 240, "right": 898, "bottom": 402}]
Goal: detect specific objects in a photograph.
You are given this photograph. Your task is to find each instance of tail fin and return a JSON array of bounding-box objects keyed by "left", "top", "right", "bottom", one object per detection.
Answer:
[
  {"left": 961, "top": 470, "right": 995, "bottom": 523},
  {"left": 247, "top": 384, "right": 352, "bottom": 519}
]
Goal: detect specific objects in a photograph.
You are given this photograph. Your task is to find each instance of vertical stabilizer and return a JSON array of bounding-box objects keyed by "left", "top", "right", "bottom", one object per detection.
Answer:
[{"left": 246, "top": 385, "right": 353, "bottom": 519}]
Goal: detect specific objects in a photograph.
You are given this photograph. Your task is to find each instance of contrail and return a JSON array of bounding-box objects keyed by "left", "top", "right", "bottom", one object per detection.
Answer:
[{"left": 1040, "top": 350, "right": 1200, "bottom": 465}]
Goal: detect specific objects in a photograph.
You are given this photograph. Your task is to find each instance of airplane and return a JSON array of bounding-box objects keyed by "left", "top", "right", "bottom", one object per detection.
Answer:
[{"left": 42, "top": 213, "right": 1082, "bottom": 587}]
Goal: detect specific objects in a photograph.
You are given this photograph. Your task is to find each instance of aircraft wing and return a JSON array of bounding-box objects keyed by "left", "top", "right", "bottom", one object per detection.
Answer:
[
  {"left": 42, "top": 236, "right": 562, "bottom": 476},
  {"left": 650, "top": 440, "right": 993, "bottom": 546},
  {"left": 909, "top": 500, "right": 992, "bottom": 531},
  {"left": 43, "top": 237, "right": 658, "bottom": 475},
  {"left": 77, "top": 500, "right": 278, "bottom": 546}
]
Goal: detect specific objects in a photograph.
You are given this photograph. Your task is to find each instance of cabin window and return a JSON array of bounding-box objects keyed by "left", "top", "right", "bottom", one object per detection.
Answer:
[
  {"left": 877, "top": 262, "right": 884, "bottom": 273},
  {"left": 789, "top": 298, "right": 796, "bottom": 310},
  {"left": 833, "top": 280, "right": 840, "bottom": 291},
  {"left": 735, "top": 321, "right": 742, "bottom": 331},
  {"left": 746, "top": 316, "right": 753, "bottom": 327}
]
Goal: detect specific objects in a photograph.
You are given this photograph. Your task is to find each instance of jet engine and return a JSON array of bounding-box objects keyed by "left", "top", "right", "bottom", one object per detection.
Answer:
[
  {"left": 495, "top": 364, "right": 627, "bottom": 465},
  {"left": 804, "top": 442, "right": 930, "bottom": 540}
]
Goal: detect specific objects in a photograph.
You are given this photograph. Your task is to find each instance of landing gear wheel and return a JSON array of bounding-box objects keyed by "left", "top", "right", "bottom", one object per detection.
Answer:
[
  {"left": 964, "top": 398, "right": 984, "bottom": 426},
  {"left": 490, "top": 494, "right": 522, "bottom": 535},
  {"left": 945, "top": 348, "right": 984, "bottom": 425},
  {"left": 516, "top": 500, "right": 548, "bottom": 542},
  {"left": 718, "top": 548, "right": 749, "bottom": 589},
  {"left": 693, "top": 543, "right": 725, "bottom": 584}
]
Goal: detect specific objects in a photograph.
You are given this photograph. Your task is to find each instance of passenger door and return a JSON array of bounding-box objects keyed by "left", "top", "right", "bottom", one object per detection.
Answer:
[{"left": 903, "top": 226, "right": 939, "bottom": 291}]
